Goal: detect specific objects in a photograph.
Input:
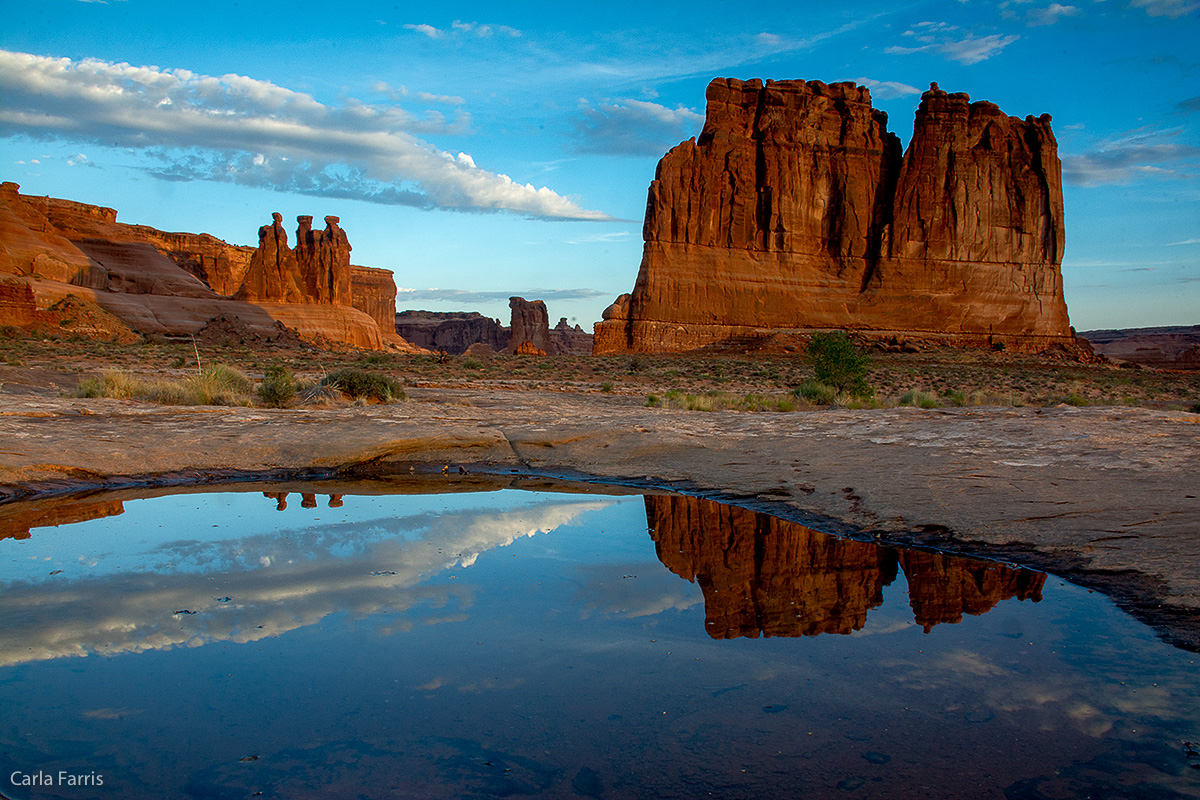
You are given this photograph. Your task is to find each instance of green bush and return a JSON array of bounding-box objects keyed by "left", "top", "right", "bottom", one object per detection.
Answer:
[
  {"left": 794, "top": 379, "right": 837, "bottom": 405},
  {"left": 899, "top": 389, "right": 939, "bottom": 409},
  {"left": 600, "top": 381, "right": 615, "bottom": 393},
  {"left": 462, "top": 357, "right": 482, "bottom": 370},
  {"left": 258, "top": 366, "right": 297, "bottom": 408},
  {"left": 807, "top": 332, "right": 872, "bottom": 397},
  {"left": 321, "top": 369, "right": 405, "bottom": 402}
]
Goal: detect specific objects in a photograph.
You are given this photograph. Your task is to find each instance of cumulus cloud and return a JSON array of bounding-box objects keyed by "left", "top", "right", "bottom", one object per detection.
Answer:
[
  {"left": 1129, "top": 0, "right": 1200, "bottom": 17},
  {"left": 1027, "top": 3, "right": 1082, "bottom": 25},
  {"left": 887, "top": 23, "right": 1020, "bottom": 65},
  {"left": 573, "top": 98, "right": 704, "bottom": 156},
  {"left": 855, "top": 77, "right": 922, "bottom": 100},
  {"left": 0, "top": 49, "right": 610, "bottom": 220},
  {"left": 1062, "top": 129, "right": 1200, "bottom": 185}
]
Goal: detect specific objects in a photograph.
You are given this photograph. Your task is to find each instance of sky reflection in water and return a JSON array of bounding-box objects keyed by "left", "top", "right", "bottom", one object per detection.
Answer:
[{"left": 1, "top": 486, "right": 1197, "bottom": 799}]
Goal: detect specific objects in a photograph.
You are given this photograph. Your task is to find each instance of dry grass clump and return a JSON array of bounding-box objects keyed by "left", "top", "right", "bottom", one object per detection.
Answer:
[
  {"left": 72, "top": 365, "right": 253, "bottom": 406},
  {"left": 646, "top": 389, "right": 796, "bottom": 412}
]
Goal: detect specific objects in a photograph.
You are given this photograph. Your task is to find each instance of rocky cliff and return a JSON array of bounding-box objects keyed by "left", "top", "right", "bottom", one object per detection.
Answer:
[
  {"left": 646, "top": 494, "right": 1044, "bottom": 639},
  {"left": 506, "top": 296, "right": 556, "bottom": 355},
  {"left": 394, "top": 310, "right": 511, "bottom": 354},
  {"left": 595, "top": 79, "right": 1075, "bottom": 354},
  {"left": 0, "top": 183, "right": 415, "bottom": 350}
]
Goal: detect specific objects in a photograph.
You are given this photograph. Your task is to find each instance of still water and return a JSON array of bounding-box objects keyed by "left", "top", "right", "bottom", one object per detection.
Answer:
[{"left": 1, "top": 480, "right": 1197, "bottom": 799}]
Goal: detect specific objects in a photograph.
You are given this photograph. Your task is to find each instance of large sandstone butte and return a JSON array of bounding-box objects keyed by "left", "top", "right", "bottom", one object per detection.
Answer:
[
  {"left": 0, "top": 182, "right": 414, "bottom": 350},
  {"left": 595, "top": 79, "right": 1075, "bottom": 354}
]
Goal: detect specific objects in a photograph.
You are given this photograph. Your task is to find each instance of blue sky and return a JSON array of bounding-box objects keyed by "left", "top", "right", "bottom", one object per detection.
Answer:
[{"left": 1, "top": 0, "right": 1196, "bottom": 331}]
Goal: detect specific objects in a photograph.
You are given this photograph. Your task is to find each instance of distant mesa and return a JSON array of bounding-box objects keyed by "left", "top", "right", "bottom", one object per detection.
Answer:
[
  {"left": 1079, "top": 325, "right": 1200, "bottom": 371},
  {"left": 0, "top": 182, "right": 420, "bottom": 351},
  {"left": 595, "top": 78, "right": 1081, "bottom": 355},
  {"left": 395, "top": 297, "right": 592, "bottom": 356},
  {"left": 647, "top": 494, "right": 1044, "bottom": 639}
]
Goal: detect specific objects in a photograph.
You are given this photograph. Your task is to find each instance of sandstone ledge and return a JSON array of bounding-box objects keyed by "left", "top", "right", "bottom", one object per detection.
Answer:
[{"left": 0, "top": 392, "right": 1196, "bottom": 650}]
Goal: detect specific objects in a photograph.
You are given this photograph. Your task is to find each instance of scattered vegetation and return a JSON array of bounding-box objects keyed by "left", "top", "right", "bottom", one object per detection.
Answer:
[
  {"left": 646, "top": 388, "right": 796, "bottom": 412},
  {"left": 3, "top": 330, "right": 1194, "bottom": 413},
  {"left": 899, "top": 389, "right": 940, "bottom": 409},
  {"left": 320, "top": 368, "right": 405, "bottom": 402},
  {"left": 794, "top": 380, "right": 837, "bottom": 405},
  {"left": 808, "top": 332, "right": 872, "bottom": 397},
  {"left": 73, "top": 365, "right": 253, "bottom": 406},
  {"left": 257, "top": 366, "right": 297, "bottom": 408}
]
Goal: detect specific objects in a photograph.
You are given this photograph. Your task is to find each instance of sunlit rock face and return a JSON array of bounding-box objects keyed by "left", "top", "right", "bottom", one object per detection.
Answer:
[
  {"left": 0, "top": 183, "right": 413, "bottom": 350},
  {"left": 645, "top": 494, "right": 1045, "bottom": 639},
  {"left": 594, "top": 79, "right": 1073, "bottom": 354}
]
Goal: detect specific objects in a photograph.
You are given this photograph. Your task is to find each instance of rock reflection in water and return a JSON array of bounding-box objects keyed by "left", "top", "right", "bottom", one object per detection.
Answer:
[{"left": 647, "top": 495, "right": 1044, "bottom": 639}]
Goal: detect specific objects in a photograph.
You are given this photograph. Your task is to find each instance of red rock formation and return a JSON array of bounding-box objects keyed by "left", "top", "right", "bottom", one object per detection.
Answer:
[
  {"left": 351, "top": 265, "right": 397, "bottom": 332},
  {"left": 550, "top": 317, "right": 594, "bottom": 355},
  {"left": 646, "top": 494, "right": 1045, "bottom": 639},
  {"left": 394, "top": 310, "right": 510, "bottom": 354},
  {"left": 595, "top": 79, "right": 1075, "bottom": 354},
  {"left": 0, "top": 278, "right": 37, "bottom": 326},
  {"left": 236, "top": 213, "right": 305, "bottom": 303},
  {"left": 0, "top": 184, "right": 415, "bottom": 350},
  {"left": 294, "top": 215, "right": 353, "bottom": 306},
  {"left": 506, "top": 296, "right": 557, "bottom": 355}
]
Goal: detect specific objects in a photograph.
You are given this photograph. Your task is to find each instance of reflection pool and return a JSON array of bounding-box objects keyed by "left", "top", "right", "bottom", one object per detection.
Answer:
[{"left": 1, "top": 480, "right": 1197, "bottom": 799}]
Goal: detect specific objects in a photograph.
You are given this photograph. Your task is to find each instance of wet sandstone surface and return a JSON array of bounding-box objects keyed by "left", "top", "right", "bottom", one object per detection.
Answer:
[{"left": 0, "top": 387, "right": 1196, "bottom": 648}]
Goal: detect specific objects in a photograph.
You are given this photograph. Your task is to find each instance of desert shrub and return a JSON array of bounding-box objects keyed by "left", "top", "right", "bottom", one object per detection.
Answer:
[
  {"left": 794, "top": 379, "right": 837, "bottom": 405},
  {"left": 941, "top": 389, "right": 968, "bottom": 407},
  {"left": 322, "top": 368, "right": 405, "bottom": 402},
  {"left": 1063, "top": 393, "right": 1089, "bottom": 407},
  {"left": 72, "top": 370, "right": 146, "bottom": 399},
  {"left": 71, "top": 365, "right": 252, "bottom": 406},
  {"left": 808, "top": 332, "right": 871, "bottom": 396},
  {"left": 258, "top": 366, "right": 297, "bottom": 408},
  {"left": 600, "top": 381, "right": 615, "bottom": 393},
  {"left": 899, "top": 389, "right": 940, "bottom": 409},
  {"left": 646, "top": 394, "right": 660, "bottom": 407},
  {"left": 462, "top": 357, "right": 482, "bottom": 370}
]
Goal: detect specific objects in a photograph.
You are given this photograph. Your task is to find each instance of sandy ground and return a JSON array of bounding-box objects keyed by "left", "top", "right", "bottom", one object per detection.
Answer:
[{"left": 1, "top": 386, "right": 1197, "bottom": 650}]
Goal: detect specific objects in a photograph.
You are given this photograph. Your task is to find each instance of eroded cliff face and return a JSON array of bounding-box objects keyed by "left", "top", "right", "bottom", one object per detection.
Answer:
[
  {"left": 0, "top": 183, "right": 413, "bottom": 350},
  {"left": 394, "top": 311, "right": 510, "bottom": 355},
  {"left": 595, "top": 79, "right": 1074, "bottom": 354},
  {"left": 506, "top": 296, "right": 557, "bottom": 355},
  {"left": 646, "top": 494, "right": 1045, "bottom": 639}
]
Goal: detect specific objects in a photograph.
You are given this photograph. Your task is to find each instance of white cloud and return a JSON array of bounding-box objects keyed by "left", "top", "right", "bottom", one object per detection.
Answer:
[
  {"left": 1129, "top": 0, "right": 1200, "bottom": 17},
  {"left": 573, "top": 98, "right": 704, "bottom": 156},
  {"left": 0, "top": 49, "right": 610, "bottom": 220},
  {"left": 1027, "top": 3, "right": 1082, "bottom": 25},
  {"left": 855, "top": 77, "right": 922, "bottom": 100},
  {"left": 887, "top": 26, "right": 1021, "bottom": 65},
  {"left": 405, "top": 20, "right": 522, "bottom": 39},
  {"left": 403, "top": 23, "right": 442, "bottom": 38}
]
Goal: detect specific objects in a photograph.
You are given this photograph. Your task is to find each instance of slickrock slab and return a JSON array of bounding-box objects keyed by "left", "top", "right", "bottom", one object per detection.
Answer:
[{"left": 0, "top": 391, "right": 1196, "bottom": 648}]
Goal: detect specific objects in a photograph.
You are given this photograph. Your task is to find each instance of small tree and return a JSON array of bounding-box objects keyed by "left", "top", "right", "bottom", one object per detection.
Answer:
[{"left": 808, "top": 332, "right": 872, "bottom": 397}]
